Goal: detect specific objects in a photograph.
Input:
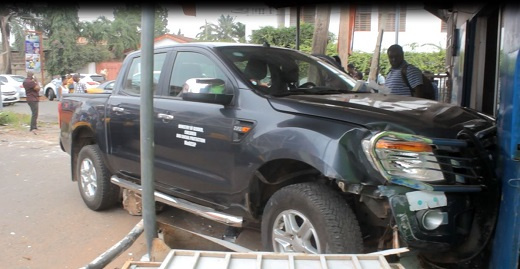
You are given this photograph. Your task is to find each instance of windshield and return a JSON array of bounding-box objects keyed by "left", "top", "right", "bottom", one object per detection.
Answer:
[
  {"left": 217, "top": 46, "right": 363, "bottom": 96},
  {"left": 12, "top": 75, "right": 25, "bottom": 82},
  {"left": 90, "top": 75, "right": 105, "bottom": 82}
]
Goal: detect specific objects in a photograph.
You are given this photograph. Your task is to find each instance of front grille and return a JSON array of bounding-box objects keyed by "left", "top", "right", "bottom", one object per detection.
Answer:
[{"left": 431, "top": 126, "right": 497, "bottom": 186}]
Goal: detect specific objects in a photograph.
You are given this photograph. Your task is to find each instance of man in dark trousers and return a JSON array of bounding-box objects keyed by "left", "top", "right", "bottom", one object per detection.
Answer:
[
  {"left": 23, "top": 71, "right": 40, "bottom": 134},
  {"left": 385, "top": 44, "right": 428, "bottom": 97}
]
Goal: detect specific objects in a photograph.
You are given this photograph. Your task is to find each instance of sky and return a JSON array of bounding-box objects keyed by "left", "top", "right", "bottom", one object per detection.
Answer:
[{"left": 78, "top": 4, "right": 282, "bottom": 40}]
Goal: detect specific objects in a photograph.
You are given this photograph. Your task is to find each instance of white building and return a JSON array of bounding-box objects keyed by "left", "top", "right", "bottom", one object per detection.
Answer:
[
  {"left": 78, "top": 4, "right": 446, "bottom": 53},
  {"left": 278, "top": 4, "right": 446, "bottom": 53}
]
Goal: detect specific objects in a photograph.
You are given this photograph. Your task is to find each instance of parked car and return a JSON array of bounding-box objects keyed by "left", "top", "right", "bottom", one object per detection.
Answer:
[
  {"left": 43, "top": 78, "right": 67, "bottom": 101},
  {"left": 0, "top": 74, "right": 26, "bottom": 98},
  {"left": 0, "top": 81, "right": 20, "bottom": 106},
  {"left": 79, "top": 73, "right": 105, "bottom": 89},
  {"left": 0, "top": 74, "right": 43, "bottom": 98},
  {"left": 86, "top": 80, "right": 115, "bottom": 94}
]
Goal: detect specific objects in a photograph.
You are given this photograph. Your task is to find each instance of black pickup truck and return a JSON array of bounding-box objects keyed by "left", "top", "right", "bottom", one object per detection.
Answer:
[{"left": 58, "top": 42, "right": 499, "bottom": 265}]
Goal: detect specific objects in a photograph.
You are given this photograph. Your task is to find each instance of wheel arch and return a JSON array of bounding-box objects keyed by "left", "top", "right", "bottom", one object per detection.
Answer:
[
  {"left": 248, "top": 158, "right": 343, "bottom": 219},
  {"left": 70, "top": 126, "right": 98, "bottom": 182}
]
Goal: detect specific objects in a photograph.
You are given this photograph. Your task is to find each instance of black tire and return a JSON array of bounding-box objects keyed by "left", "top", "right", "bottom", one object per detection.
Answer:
[
  {"left": 47, "top": 89, "right": 55, "bottom": 101},
  {"left": 262, "top": 182, "right": 363, "bottom": 254},
  {"left": 76, "top": 145, "right": 119, "bottom": 211}
]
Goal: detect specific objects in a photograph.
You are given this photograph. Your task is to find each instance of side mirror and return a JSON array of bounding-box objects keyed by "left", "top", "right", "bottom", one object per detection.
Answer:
[{"left": 181, "top": 78, "right": 233, "bottom": 105}]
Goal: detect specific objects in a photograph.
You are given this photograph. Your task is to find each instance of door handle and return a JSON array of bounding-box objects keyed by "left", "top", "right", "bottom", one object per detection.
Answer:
[
  {"left": 508, "top": 178, "right": 520, "bottom": 188},
  {"left": 157, "top": 113, "right": 174, "bottom": 120},
  {"left": 112, "top": 107, "right": 124, "bottom": 112}
]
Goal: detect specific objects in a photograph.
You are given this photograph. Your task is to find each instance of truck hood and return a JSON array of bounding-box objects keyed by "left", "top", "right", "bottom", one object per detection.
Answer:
[{"left": 268, "top": 93, "right": 494, "bottom": 138}]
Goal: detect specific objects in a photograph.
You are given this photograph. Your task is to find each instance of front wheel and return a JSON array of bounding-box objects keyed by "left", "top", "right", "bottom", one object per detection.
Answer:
[
  {"left": 47, "top": 89, "right": 56, "bottom": 101},
  {"left": 76, "top": 145, "right": 119, "bottom": 211},
  {"left": 261, "top": 182, "right": 363, "bottom": 254}
]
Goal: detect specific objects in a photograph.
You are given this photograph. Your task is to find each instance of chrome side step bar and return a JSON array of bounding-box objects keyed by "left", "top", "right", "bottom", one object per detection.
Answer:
[{"left": 110, "top": 176, "right": 243, "bottom": 227}]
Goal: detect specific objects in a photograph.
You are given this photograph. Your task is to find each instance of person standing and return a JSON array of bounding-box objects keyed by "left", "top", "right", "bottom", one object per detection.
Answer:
[
  {"left": 23, "top": 71, "right": 41, "bottom": 134},
  {"left": 63, "top": 74, "right": 74, "bottom": 93},
  {"left": 347, "top": 63, "right": 357, "bottom": 78},
  {"left": 51, "top": 75, "right": 63, "bottom": 100},
  {"left": 72, "top": 73, "right": 87, "bottom": 93},
  {"left": 385, "top": 44, "right": 427, "bottom": 97}
]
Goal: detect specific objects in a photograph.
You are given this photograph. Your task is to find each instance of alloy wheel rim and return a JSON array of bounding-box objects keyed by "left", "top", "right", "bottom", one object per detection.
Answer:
[
  {"left": 80, "top": 158, "right": 97, "bottom": 198},
  {"left": 272, "top": 209, "right": 320, "bottom": 254}
]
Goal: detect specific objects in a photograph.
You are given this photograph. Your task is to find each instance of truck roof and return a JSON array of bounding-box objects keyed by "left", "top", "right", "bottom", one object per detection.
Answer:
[{"left": 127, "top": 42, "right": 292, "bottom": 57}]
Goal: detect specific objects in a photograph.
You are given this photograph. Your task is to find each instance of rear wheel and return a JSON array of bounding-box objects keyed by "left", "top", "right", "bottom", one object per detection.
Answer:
[
  {"left": 261, "top": 182, "right": 363, "bottom": 254},
  {"left": 76, "top": 145, "right": 119, "bottom": 211}
]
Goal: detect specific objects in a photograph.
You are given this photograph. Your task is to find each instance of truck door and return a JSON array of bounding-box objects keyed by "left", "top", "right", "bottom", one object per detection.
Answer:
[
  {"left": 153, "top": 49, "right": 238, "bottom": 207},
  {"left": 106, "top": 52, "right": 168, "bottom": 178}
]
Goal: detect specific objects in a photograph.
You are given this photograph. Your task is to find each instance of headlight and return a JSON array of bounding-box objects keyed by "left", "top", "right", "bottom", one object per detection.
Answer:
[{"left": 363, "top": 132, "right": 444, "bottom": 183}]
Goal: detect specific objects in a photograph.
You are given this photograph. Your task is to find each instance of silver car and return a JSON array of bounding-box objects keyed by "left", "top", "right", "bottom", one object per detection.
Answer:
[
  {"left": 0, "top": 74, "right": 43, "bottom": 98},
  {"left": 0, "top": 81, "right": 20, "bottom": 106}
]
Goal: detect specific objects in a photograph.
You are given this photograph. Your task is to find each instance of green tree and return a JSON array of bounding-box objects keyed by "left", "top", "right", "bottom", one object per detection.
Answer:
[
  {"left": 40, "top": 6, "right": 84, "bottom": 76},
  {"left": 250, "top": 23, "right": 336, "bottom": 54},
  {"left": 347, "top": 46, "right": 446, "bottom": 80},
  {"left": 107, "top": 4, "right": 169, "bottom": 59},
  {"left": 154, "top": 6, "right": 169, "bottom": 38},
  {"left": 196, "top": 20, "right": 218, "bottom": 41},
  {"left": 195, "top": 14, "right": 244, "bottom": 42},
  {"left": 80, "top": 16, "right": 111, "bottom": 45},
  {"left": 233, "top": 22, "right": 246, "bottom": 43}
]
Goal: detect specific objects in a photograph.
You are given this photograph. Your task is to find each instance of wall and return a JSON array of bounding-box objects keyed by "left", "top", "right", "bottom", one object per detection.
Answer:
[
  {"left": 352, "top": 6, "right": 447, "bottom": 53},
  {"left": 96, "top": 61, "right": 123, "bottom": 81}
]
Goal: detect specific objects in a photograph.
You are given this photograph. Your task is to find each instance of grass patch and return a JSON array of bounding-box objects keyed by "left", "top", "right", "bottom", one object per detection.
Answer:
[{"left": 0, "top": 111, "right": 31, "bottom": 130}]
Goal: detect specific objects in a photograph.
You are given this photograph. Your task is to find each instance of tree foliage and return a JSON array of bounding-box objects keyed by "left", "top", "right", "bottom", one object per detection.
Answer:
[
  {"left": 196, "top": 14, "right": 245, "bottom": 42},
  {"left": 249, "top": 23, "right": 337, "bottom": 55},
  {"left": 348, "top": 45, "right": 447, "bottom": 79}
]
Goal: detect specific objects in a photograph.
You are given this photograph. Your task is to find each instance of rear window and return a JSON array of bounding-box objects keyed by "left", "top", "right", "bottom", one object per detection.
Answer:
[{"left": 91, "top": 75, "right": 105, "bottom": 82}]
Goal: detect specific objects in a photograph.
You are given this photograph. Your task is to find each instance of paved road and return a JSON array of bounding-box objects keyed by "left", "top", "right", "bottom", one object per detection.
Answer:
[{"left": 0, "top": 101, "right": 148, "bottom": 268}]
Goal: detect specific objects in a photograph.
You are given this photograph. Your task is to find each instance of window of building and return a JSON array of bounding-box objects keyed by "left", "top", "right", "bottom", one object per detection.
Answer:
[
  {"left": 441, "top": 20, "right": 447, "bottom": 33},
  {"left": 378, "top": 7, "right": 406, "bottom": 32},
  {"left": 354, "top": 6, "right": 372, "bottom": 32}
]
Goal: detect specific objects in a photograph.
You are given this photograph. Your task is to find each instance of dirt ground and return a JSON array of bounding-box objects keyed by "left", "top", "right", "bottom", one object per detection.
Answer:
[
  {"left": 0, "top": 120, "right": 150, "bottom": 269},
  {"left": 0, "top": 121, "right": 60, "bottom": 142}
]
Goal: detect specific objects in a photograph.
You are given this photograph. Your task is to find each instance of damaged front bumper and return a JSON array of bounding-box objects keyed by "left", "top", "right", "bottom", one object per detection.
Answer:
[{"left": 380, "top": 183, "right": 499, "bottom": 264}]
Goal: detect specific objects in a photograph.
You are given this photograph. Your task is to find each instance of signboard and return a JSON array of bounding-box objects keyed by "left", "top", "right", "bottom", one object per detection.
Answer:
[{"left": 25, "top": 34, "right": 41, "bottom": 73}]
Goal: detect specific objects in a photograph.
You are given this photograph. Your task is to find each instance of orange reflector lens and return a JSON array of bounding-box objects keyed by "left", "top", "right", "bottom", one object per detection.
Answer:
[
  {"left": 376, "top": 140, "right": 432, "bottom": 152},
  {"left": 241, "top": 126, "right": 251, "bottom": 133}
]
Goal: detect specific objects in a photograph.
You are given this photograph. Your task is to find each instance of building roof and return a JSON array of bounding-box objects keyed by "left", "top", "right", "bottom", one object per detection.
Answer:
[{"left": 154, "top": 34, "right": 195, "bottom": 44}]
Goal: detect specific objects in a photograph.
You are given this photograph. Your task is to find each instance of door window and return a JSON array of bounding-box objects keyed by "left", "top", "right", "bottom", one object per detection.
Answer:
[
  {"left": 122, "top": 53, "right": 167, "bottom": 95},
  {"left": 168, "top": 51, "right": 228, "bottom": 96}
]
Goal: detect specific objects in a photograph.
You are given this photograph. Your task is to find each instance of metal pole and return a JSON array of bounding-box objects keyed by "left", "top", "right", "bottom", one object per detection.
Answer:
[
  {"left": 140, "top": 5, "right": 157, "bottom": 258},
  {"left": 38, "top": 31, "right": 44, "bottom": 84},
  {"left": 395, "top": 4, "right": 400, "bottom": 44}
]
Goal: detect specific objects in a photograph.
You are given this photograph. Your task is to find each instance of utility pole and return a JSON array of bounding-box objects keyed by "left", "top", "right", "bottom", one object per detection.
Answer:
[
  {"left": 311, "top": 4, "right": 331, "bottom": 55},
  {"left": 337, "top": 5, "right": 355, "bottom": 68}
]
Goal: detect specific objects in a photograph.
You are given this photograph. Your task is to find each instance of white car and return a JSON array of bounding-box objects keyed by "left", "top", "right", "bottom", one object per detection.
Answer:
[
  {"left": 43, "top": 79, "right": 67, "bottom": 101},
  {"left": 0, "top": 74, "right": 43, "bottom": 98},
  {"left": 0, "top": 81, "right": 20, "bottom": 106},
  {"left": 79, "top": 73, "right": 105, "bottom": 89},
  {"left": 0, "top": 74, "right": 26, "bottom": 97}
]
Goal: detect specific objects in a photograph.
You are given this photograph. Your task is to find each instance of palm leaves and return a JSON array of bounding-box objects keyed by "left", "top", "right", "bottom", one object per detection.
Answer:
[{"left": 196, "top": 14, "right": 245, "bottom": 42}]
